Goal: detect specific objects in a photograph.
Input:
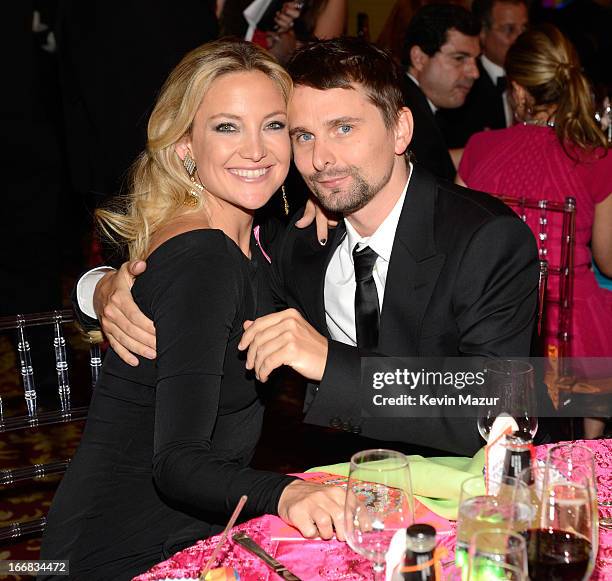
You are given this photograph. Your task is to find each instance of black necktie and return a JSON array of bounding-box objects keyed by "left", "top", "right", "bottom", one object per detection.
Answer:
[
  {"left": 353, "top": 245, "right": 380, "bottom": 349},
  {"left": 496, "top": 76, "right": 507, "bottom": 93}
]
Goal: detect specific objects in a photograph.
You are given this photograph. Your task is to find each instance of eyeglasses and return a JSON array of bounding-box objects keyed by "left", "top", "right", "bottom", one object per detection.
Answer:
[{"left": 489, "top": 23, "right": 528, "bottom": 38}]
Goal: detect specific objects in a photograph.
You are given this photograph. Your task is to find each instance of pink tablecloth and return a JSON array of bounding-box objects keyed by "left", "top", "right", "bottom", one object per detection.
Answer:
[{"left": 134, "top": 439, "right": 612, "bottom": 581}]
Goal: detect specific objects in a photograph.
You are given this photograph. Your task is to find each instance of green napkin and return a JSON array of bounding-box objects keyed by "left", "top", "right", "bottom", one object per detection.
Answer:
[{"left": 306, "top": 447, "right": 485, "bottom": 520}]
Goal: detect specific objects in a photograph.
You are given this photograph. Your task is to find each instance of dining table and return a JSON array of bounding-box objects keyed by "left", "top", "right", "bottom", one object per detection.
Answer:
[{"left": 134, "top": 439, "right": 612, "bottom": 580}]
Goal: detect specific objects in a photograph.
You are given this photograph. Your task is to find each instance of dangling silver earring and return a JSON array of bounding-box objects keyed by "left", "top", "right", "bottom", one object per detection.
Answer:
[
  {"left": 183, "top": 152, "right": 204, "bottom": 206},
  {"left": 281, "top": 184, "right": 289, "bottom": 216}
]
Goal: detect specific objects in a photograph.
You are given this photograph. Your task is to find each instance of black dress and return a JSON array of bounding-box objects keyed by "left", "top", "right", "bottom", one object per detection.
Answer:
[{"left": 39, "top": 229, "right": 295, "bottom": 580}]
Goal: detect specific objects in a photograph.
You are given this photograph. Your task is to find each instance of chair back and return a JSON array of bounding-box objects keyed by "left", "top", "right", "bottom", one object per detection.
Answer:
[
  {"left": 499, "top": 196, "right": 576, "bottom": 375},
  {"left": 0, "top": 309, "right": 102, "bottom": 542}
]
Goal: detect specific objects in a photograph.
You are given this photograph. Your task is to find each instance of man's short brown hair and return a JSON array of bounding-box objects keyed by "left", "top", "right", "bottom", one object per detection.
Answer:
[{"left": 286, "top": 37, "right": 405, "bottom": 129}]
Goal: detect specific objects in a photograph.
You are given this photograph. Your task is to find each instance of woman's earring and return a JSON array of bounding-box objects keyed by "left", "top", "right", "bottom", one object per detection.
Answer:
[
  {"left": 183, "top": 152, "right": 204, "bottom": 206},
  {"left": 281, "top": 184, "right": 289, "bottom": 216}
]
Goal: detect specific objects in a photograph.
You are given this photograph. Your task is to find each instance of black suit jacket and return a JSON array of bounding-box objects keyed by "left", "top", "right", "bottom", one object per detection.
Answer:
[
  {"left": 438, "top": 60, "right": 506, "bottom": 149},
  {"left": 269, "top": 165, "right": 539, "bottom": 455},
  {"left": 401, "top": 76, "right": 456, "bottom": 181}
]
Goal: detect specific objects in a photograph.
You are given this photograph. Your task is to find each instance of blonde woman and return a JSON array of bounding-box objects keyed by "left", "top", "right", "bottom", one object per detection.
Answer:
[
  {"left": 457, "top": 25, "right": 612, "bottom": 438},
  {"left": 39, "top": 40, "right": 344, "bottom": 580}
]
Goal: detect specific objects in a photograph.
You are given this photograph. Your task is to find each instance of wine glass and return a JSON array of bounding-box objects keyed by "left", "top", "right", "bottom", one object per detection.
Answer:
[
  {"left": 344, "top": 449, "right": 414, "bottom": 580},
  {"left": 456, "top": 476, "right": 519, "bottom": 572},
  {"left": 468, "top": 528, "right": 528, "bottom": 580},
  {"left": 525, "top": 444, "right": 598, "bottom": 581},
  {"left": 477, "top": 360, "right": 538, "bottom": 442},
  {"left": 468, "top": 561, "right": 525, "bottom": 580}
]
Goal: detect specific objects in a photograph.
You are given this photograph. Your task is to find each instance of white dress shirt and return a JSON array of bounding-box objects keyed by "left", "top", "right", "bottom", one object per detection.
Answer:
[
  {"left": 324, "top": 171, "right": 411, "bottom": 346},
  {"left": 480, "top": 55, "right": 513, "bottom": 128},
  {"left": 76, "top": 266, "right": 114, "bottom": 319}
]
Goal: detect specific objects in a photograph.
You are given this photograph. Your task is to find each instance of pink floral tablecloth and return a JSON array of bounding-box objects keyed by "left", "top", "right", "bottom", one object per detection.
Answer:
[{"left": 134, "top": 439, "right": 612, "bottom": 581}]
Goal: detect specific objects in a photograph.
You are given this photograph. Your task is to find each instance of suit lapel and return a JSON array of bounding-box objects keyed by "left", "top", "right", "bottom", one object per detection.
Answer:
[
  {"left": 478, "top": 61, "right": 507, "bottom": 128},
  {"left": 290, "top": 221, "right": 346, "bottom": 337},
  {"left": 379, "top": 166, "right": 446, "bottom": 355}
]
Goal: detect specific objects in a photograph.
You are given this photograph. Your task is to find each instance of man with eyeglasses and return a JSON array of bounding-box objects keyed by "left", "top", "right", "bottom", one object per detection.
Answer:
[
  {"left": 400, "top": 4, "right": 481, "bottom": 181},
  {"left": 439, "top": 0, "right": 529, "bottom": 148}
]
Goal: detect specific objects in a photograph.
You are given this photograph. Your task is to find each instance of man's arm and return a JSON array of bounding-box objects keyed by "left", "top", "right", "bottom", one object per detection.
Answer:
[
  {"left": 72, "top": 267, "right": 114, "bottom": 330},
  {"left": 73, "top": 261, "right": 156, "bottom": 365},
  {"left": 453, "top": 214, "right": 539, "bottom": 357}
]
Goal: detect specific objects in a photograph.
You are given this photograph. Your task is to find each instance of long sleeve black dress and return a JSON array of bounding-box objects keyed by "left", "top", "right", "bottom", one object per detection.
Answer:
[{"left": 39, "top": 229, "right": 295, "bottom": 580}]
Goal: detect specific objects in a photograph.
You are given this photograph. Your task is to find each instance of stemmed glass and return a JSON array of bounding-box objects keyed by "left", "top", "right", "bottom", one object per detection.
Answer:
[
  {"left": 477, "top": 360, "right": 538, "bottom": 442},
  {"left": 344, "top": 449, "right": 414, "bottom": 580},
  {"left": 513, "top": 445, "right": 598, "bottom": 580},
  {"left": 455, "top": 475, "right": 519, "bottom": 572},
  {"left": 534, "top": 444, "right": 598, "bottom": 581},
  {"left": 468, "top": 561, "right": 525, "bottom": 580},
  {"left": 467, "top": 528, "right": 528, "bottom": 580}
]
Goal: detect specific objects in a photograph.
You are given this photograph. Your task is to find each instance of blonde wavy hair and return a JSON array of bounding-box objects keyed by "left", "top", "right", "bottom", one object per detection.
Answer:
[
  {"left": 506, "top": 24, "right": 608, "bottom": 160},
  {"left": 96, "top": 39, "right": 292, "bottom": 260}
]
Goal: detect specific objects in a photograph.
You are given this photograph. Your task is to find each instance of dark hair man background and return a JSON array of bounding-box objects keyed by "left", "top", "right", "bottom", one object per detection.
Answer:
[
  {"left": 401, "top": 4, "right": 481, "bottom": 180},
  {"left": 438, "top": 0, "right": 529, "bottom": 148}
]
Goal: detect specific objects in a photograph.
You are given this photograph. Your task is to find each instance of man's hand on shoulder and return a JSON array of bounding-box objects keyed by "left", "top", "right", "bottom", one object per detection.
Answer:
[{"left": 94, "top": 260, "right": 157, "bottom": 366}]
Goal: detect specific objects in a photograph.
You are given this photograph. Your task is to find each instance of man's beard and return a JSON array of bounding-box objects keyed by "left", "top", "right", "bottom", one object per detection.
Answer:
[{"left": 306, "top": 165, "right": 393, "bottom": 215}]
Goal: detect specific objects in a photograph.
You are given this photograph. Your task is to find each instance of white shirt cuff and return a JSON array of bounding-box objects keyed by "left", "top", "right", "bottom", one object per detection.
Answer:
[{"left": 76, "top": 266, "right": 115, "bottom": 319}]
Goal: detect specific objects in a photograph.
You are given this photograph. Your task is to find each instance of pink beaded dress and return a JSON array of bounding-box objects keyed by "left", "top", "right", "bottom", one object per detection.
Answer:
[{"left": 459, "top": 124, "right": 612, "bottom": 363}]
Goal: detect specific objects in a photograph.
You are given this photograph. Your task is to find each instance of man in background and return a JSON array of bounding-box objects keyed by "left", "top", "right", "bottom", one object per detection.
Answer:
[
  {"left": 438, "top": 0, "right": 529, "bottom": 148},
  {"left": 401, "top": 4, "right": 481, "bottom": 180}
]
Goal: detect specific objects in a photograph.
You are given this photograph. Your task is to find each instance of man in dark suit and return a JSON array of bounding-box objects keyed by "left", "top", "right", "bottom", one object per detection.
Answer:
[
  {"left": 438, "top": 0, "right": 529, "bottom": 148},
  {"left": 83, "top": 39, "right": 539, "bottom": 456},
  {"left": 238, "top": 38, "right": 539, "bottom": 455},
  {"left": 400, "top": 5, "right": 481, "bottom": 180}
]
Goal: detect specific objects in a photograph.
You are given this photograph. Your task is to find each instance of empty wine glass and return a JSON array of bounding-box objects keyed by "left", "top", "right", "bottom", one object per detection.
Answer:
[
  {"left": 477, "top": 360, "right": 538, "bottom": 442},
  {"left": 344, "top": 449, "right": 414, "bottom": 580}
]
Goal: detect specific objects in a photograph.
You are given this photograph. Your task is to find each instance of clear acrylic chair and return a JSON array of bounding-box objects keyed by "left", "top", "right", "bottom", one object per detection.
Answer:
[{"left": 0, "top": 309, "right": 103, "bottom": 542}]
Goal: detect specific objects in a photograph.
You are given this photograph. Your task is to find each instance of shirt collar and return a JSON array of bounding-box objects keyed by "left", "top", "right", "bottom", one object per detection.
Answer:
[
  {"left": 407, "top": 73, "right": 437, "bottom": 114},
  {"left": 345, "top": 164, "right": 412, "bottom": 264},
  {"left": 480, "top": 54, "right": 505, "bottom": 83}
]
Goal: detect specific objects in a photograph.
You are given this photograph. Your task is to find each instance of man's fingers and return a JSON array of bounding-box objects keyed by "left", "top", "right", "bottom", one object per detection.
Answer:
[
  {"left": 104, "top": 320, "right": 156, "bottom": 360},
  {"left": 106, "top": 291, "right": 155, "bottom": 343},
  {"left": 124, "top": 306, "right": 156, "bottom": 344},
  {"left": 128, "top": 259, "right": 147, "bottom": 277},
  {"left": 107, "top": 336, "right": 140, "bottom": 367}
]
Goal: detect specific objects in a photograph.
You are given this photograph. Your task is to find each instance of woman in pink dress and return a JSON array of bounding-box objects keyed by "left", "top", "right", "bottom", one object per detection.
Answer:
[{"left": 457, "top": 25, "right": 612, "bottom": 438}]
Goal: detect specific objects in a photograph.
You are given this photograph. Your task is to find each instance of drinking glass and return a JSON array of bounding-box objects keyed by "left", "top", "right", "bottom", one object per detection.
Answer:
[
  {"left": 477, "top": 360, "right": 538, "bottom": 442},
  {"left": 468, "top": 528, "right": 528, "bottom": 580},
  {"left": 524, "top": 444, "right": 598, "bottom": 581},
  {"left": 468, "top": 561, "right": 525, "bottom": 581},
  {"left": 456, "top": 476, "right": 519, "bottom": 572},
  {"left": 344, "top": 449, "right": 414, "bottom": 580}
]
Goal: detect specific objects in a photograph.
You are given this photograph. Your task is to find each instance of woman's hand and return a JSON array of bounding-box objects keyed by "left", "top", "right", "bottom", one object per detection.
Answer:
[
  {"left": 273, "top": 2, "right": 302, "bottom": 34},
  {"left": 278, "top": 480, "right": 346, "bottom": 541},
  {"left": 295, "top": 198, "right": 339, "bottom": 245}
]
